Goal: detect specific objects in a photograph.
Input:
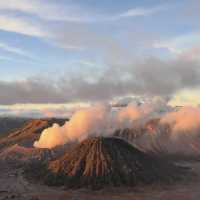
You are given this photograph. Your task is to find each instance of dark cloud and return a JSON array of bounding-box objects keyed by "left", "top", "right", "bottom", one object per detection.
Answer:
[{"left": 1, "top": 56, "right": 200, "bottom": 105}]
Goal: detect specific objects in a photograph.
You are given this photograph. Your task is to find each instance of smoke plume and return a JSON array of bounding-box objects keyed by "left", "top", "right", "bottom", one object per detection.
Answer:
[
  {"left": 34, "top": 99, "right": 169, "bottom": 149},
  {"left": 34, "top": 105, "right": 115, "bottom": 148},
  {"left": 160, "top": 107, "right": 200, "bottom": 139},
  {"left": 34, "top": 100, "right": 200, "bottom": 158},
  {"left": 133, "top": 106, "right": 200, "bottom": 156}
]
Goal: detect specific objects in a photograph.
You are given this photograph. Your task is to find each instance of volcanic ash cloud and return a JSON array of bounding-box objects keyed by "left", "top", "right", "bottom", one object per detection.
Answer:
[
  {"left": 34, "top": 101, "right": 167, "bottom": 149},
  {"left": 34, "top": 105, "right": 115, "bottom": 149},
  {"left": 160, "top": 107, "right": 200, "bottom": 139},
  {"left": 34, "top": 103, "right": 200, "bottom": 157}
]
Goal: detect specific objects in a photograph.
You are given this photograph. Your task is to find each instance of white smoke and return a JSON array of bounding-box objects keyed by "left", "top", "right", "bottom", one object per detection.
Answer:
[
  {"left": 160, "top": 106, "right": 200, "bottom": 139},
  {"left": 34, "top": 101, "right": 161, "bottom": 148},
  {"left": 34, "top": 98, "right": 170, "bottom": 149},
  {"left": 34, "top": 105, "right": 115, "bottom": 148},
  {"left": 131, "top": 106, "right": 200, "bottom": 156},
  {"left": 34, "top": 95, "right": 200, "bottom": 158}
]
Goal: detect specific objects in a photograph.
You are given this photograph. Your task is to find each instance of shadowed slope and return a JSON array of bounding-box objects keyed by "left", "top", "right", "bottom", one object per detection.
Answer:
[
  {"left": 46, "top": 137, "right": 187, "bottom": 189},
  {"left": 0, "top": 118, "right": 67, "bottom": 150}
]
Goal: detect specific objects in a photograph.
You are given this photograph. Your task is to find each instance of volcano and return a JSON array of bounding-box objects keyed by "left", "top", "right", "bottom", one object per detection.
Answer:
[
  {"left": 45, "top": 137, "right": 186, "bottom": 189},
  {"left": 0, "top": 118, "right": 66, "bottom": 151},
  {"left": 114, "top": 118, "right": 200, "bottom": 160}
]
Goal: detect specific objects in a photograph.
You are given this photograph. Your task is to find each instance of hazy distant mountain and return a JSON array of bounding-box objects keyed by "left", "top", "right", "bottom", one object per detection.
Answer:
[
  {"left": 114, "top": 118, "right": 200, "bottom": 160},
  {"left": 0, "top": 117, "right": 29, "bottom": 138},
  {"left": 0, "top": 118, "right": 67, "bottom": 151},
  {"left": 0, "top": 118, "right": 75, "bottom": 165}
]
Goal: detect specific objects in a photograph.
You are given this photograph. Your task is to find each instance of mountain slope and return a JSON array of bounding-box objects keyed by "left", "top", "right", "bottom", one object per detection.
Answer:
[
  {"left": 46, "top": 137, "right": 186, "bottom": 189},
  {"left": 0, "top": 117, "right": 29, "bottom": 138},
  {"left": 0, "top": 118, "right": 66, "bottom": 151}
]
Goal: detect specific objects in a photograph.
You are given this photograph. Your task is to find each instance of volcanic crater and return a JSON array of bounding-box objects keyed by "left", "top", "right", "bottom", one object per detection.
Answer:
[{"left": 29, "top": 137, "right": 190, "bottom": 189}]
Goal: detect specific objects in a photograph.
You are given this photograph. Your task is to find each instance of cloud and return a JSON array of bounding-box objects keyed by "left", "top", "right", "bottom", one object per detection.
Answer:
[
  {"left": 113, "top": 5, "right": 165, "bottom": 20},
  {"left": 169, "top": 88, "right": 200, "bottom": 106},
  {"left": 0, "top": 14, "right": 46, "bottom": 37},
  {"left": 0, "top": 78, "right": 66, "bottom": 105},
  {"left": 0, "top": 0, "right": 164, "bottom": 23},
  {"left": 0, "top": 54, "right": 199, "bottom": 105},
  {"left": 0, "top": 103, "right": 82, "bottom": 118},
  {"left": 153, "top": 32, "right": 200, "bottom": 55},
  {"left": 0, "top": 0, "right": 68, "bottom": 21},
  {"left": 0, "top": 55, "right": 13, "bottom": 61},
  {"left": 0, "top": 2, "right": 198, "bottom": 105},
  {"left": 0, "top": 41, "right": 36, "bottom": 60},
  {"left": 0, "top": 107, "right": 70, "bottom": 118},
  {"left": 0, "top": 0, "right": 164, "bottom": 53},
  {"left": 154, "top": 41, "right": 182, "bottom": 54}
]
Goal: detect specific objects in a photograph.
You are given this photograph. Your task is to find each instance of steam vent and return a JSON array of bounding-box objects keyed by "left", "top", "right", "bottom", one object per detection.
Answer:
[{"left": 46, "top": 137, "right": 187, "bottom": 189}]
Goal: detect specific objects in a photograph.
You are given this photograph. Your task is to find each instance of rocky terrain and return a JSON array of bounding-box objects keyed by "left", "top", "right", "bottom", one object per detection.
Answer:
[
  {"left": 0, "top": 118, "right": 66, "bottom": 150},
  {"left": 45, "top": 137, "right": 188, "bottom": 189},
  {"left": 0, "top": 117, "right": 199, "bottom": 200},
  {"left": 0, "top": 117, "right": 29, "bottom": 138},
  {"left": 0, "top": 161, "right": 199, "bottom": 200}
]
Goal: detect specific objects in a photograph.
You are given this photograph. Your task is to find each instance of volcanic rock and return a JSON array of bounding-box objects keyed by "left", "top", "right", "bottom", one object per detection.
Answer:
[
  {"left": 0, "top": 118, "right": 67, "bottom": 150},
  {"left": 45, "top": 137, "right": 187, "bottom": 189},
  {"left": 0, "top": 144, "right": 54, "bottom": 162},
  {"left": 0, "top": 117, "right": 29, "bottom": 138}
]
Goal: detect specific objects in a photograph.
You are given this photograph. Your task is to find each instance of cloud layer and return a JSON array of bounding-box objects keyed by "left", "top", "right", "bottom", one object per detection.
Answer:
[
  {"left": 0, "top": 0, "right": 200, "bottom": 107},
  {"left": 0, "top": 56, "right": 200, "bottom": 105}
]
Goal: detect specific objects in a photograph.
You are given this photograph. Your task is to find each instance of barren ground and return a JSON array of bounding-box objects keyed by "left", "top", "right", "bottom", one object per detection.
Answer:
[{"left": 0, "top": 161, "right": 200, "bottom": 200}]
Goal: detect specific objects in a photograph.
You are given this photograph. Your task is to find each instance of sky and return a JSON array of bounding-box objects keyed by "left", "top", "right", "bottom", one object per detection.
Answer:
[{"left": 0, "top": 0, "right": 200, "bottom": 117}]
